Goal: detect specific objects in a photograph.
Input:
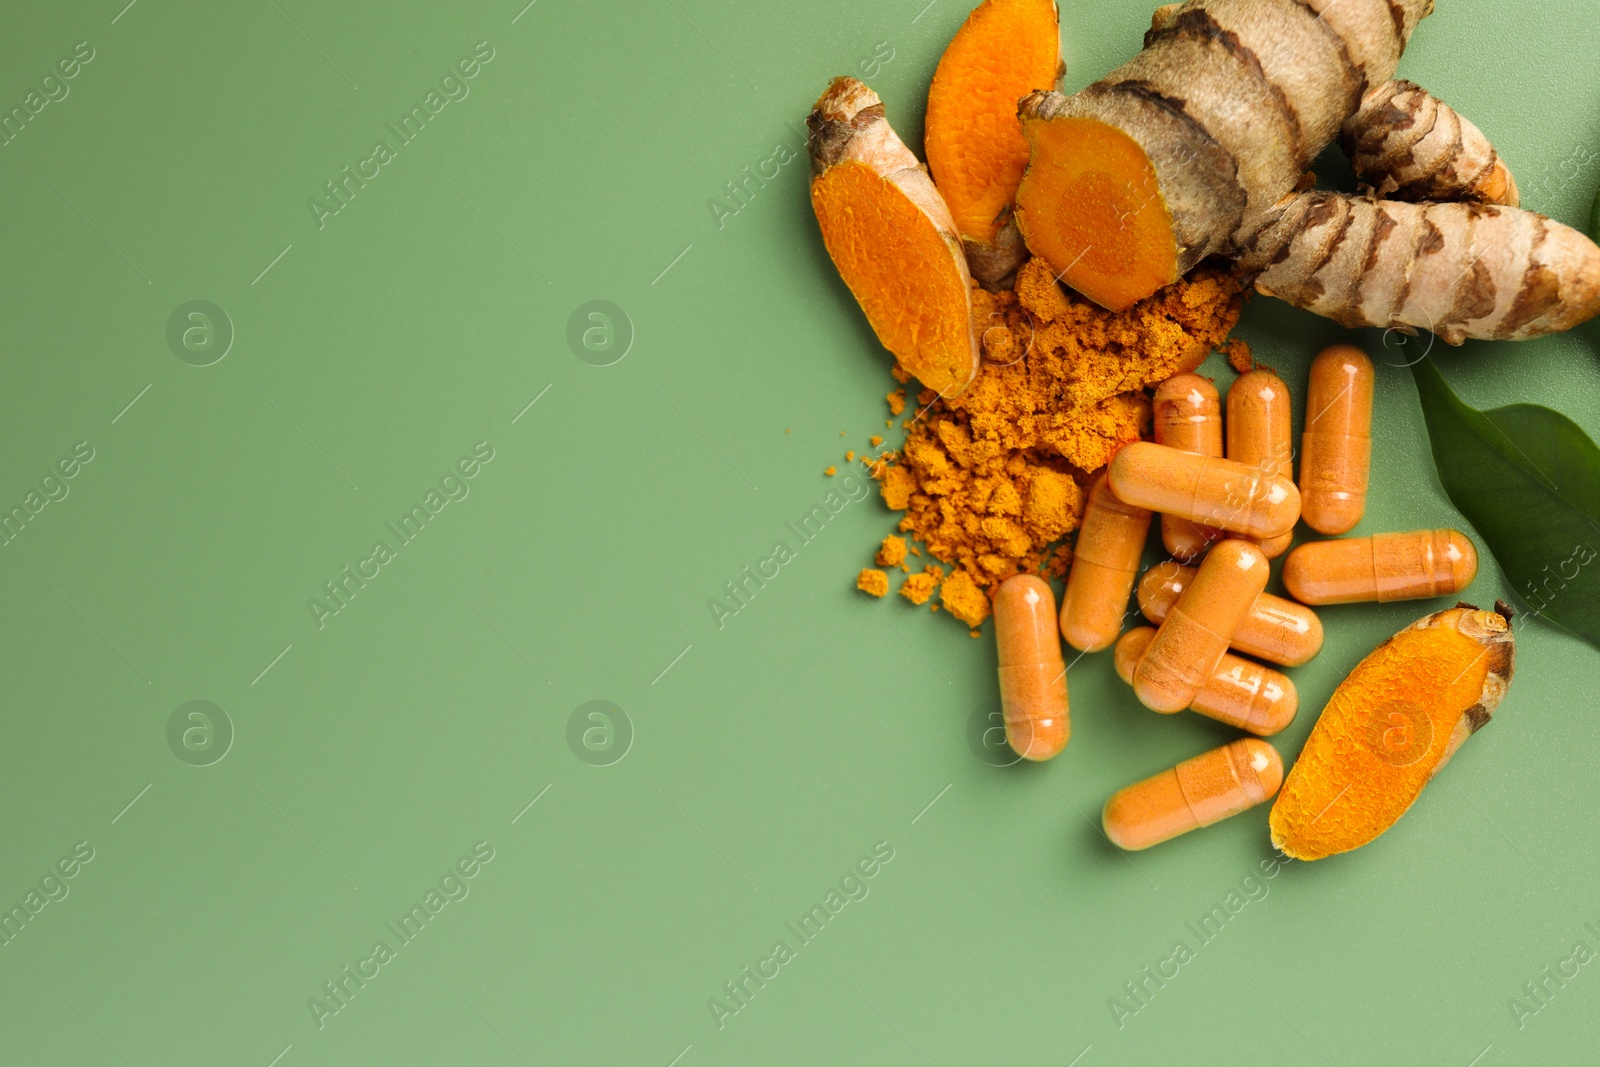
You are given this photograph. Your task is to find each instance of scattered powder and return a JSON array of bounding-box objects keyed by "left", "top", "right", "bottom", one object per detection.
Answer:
[
  {"left": 1223, "top": 337, "right": 1255, "bottom": 373},
  {"left": 861, "top": 257, "right": 1248, "bottom": 629},
  {"left": 900, "top": 565, "right": 943, "bottom": 605},
  {"left": 824, "top": 466, "right": 837, "bottom": 476},
  {"left": 856, "top": 568, "right": 888, "bottom": 597},
  {"left": 876, "top": 535, "right": 907, "bottom": 568}
]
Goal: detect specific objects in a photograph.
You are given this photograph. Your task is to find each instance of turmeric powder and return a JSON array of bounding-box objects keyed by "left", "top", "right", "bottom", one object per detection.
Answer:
[
  {"left": 856, "top": 569, "right": 889, "bottom": 597},
  {"left": 900, "top": 565, "right": 944, "bottom": 606},
  {"left": 866, "top": 257, "right": 1247, "bottom": 629}
]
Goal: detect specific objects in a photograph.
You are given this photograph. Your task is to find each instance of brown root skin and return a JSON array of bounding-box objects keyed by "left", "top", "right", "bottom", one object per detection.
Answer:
[
  {"left": 1242, "top": 192, "right": 1600, "bottom": 342},
  {"left": 807, "top": 78, "right": 980, "bottom": 397},
  {"left": 1016, "top": 0, "right": 1434, "bottom": 309},
  {"left": 1342, "top": 80, "right": 1519, "bottom": 207},
  {"left": 963, "top": 215, "right": 1028, "bottom": 292}
]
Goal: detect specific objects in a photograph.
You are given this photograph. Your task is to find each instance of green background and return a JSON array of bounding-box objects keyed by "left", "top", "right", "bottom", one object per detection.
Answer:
[{"left": 1, "top": 0, "right": 1597, "bottom": 1064}]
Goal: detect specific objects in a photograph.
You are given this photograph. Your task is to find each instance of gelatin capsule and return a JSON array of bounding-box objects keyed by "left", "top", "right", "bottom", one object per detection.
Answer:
[
  {"left": 1114, "top": 627, "right": 1297, "bottom": 736},
  {"left": 1108, "top": 442, "right": 1300, "bottom": 540},
  {"left": 1138, "top": 561, "right": 1323, "bottom": 666},
  {"left": 1299, "top": 345, "right": 1373, "bottom": 535},
  {"left": 1103, "top": 738, "right": 1284, "bottom": 851},
  {"left": 1154, "top": 373, "right": 1224, "bottom": 562},
  {"left": 1133, "top": 540, "right": 1270, "bottom": 713},
  {"left": 994, "top": 575, "right": 1069, "bottom": 760},
  {"left": 1227, "top": 368, "right": 1295, "bottom": 558},
  {"left": 1282, "top": 529, "right": 1478, "bottom": 605},
  {"left": 1059, "top": 475, "right": 1154, "bottom": 652}
]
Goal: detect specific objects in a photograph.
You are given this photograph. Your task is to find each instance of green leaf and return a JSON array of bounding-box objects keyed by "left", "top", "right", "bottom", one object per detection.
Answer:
[{"left": 1410, "top": 358, "right": 1600, "bottom": 648}]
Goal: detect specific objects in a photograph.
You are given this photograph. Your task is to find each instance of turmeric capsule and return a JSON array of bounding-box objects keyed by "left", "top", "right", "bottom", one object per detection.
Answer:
[
  {"left": 1114, "top": 627, "right": 1297, "bottom": 736},
  {"left": 994, "top": 574, "right": 1069, "bottom": 761},
  {"left": 1283, "top": 529, "right": 1478, "bottom": 605},
  {"left": 1132, "top": 540, "right": 1270, "bottom": 713},
  {"left": 1226, "top": 369, "right": 1295, "bottom": 559},
  {"left": 1299, "top": 345, "right": 1374, "bottom": 535},
  {"left": 1108, "top": 442, "right": 1300, "bottom": 540},
  {"left": 1154, "top": 374, "right": 1224, "bottom": 562},
  {"left": 1059, "top": 475, "right": 1153, "bottom": 652},
  {"left": 1138, "top": 561, "right": 1323, "bottom": 666},
  {"left": 1103, "top": 739, "right": 1284, "bottom": 851}
]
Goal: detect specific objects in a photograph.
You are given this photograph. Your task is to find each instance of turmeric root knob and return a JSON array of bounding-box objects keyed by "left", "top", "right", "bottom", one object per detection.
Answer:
[
  {"left": 1342, "top": 80, "right": 1520, "bottom": 207},
  {"left": 1269, "top": 604, "right": 1516, "bottom": 861},
  {"left": 808, "top": 77, "right": 979, "bottom": 397}
]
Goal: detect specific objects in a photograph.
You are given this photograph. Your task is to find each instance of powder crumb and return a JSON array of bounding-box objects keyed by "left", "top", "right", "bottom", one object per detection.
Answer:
[
  {"left": 845, "top": 450, "right": 856, "bottom": 461},
  {"left": 870, "top": 435, "right": 884, "bottom": 447},
  {"left": 840, "top": 430, "right": 847, "bottom": 436},
  {"left": 824, "top": 466, "right": 837, "bottom": 476},
  {"left": 939, "top": 570, "right": 991, "bottom": 628},
  {"left": 856, "top": 569, "right": 889, "bottom": 597},
  {"left": 900, "top": 565, "right": 944, "bottom": 605},
  {"left": 1223, "top": 338, "right": 1255, "bottom": 374},
  {"left": 861, "top": 256, "right": 1247, "bottom": 629},
  {"left": 876, "top": 535, "right": 907, "bottom": 568}
]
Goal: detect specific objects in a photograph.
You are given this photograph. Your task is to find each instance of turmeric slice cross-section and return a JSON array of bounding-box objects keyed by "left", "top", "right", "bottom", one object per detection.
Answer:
[
  {"left": 1269, "top": 604, "right": 1516, "bottom": 860},
  {"left": 925, "top": 0, "right": 1062, "bottom": 287},
  {"left": 808, "top": 77, "right": 979, "bottom": 398}
]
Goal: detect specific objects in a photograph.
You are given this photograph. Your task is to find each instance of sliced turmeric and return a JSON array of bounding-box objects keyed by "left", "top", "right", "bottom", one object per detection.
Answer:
[
  {"left": 1269, "top": 602, "right": 1516, "bottom": 861},
  {"left": 808, "top": 77, "right": 979, "bottom": 397},
  {"left": 1011, "top": 1, "right": 1600, "bottom": 340},
  {"left": 925, "top": 0, "right": 1062, "bottom": 288},
  {"left": 1015, "top": 0, "right": 1433, "bottom": 311}
]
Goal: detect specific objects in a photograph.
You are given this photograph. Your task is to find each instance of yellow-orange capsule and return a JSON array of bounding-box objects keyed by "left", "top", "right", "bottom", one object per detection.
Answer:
[
  {"left": 1282, "top": 529, "right": 1478, "bottom": 605},
  {"left": 1154, "top": 374, "right": 1224, "bottom": 562},
  {"left": 994, "top": 575, "right": 1070, "bottom": 760},
  {"left": 1103, "top": 739, "right": 1284, "bottom": 851},
  {"left": 1108, "top": 442, "right": 1300, "bottom": 540},
  {"left": 1227, "top": 368, "right": 1295, "bottom": 559},
  {"left": 1059, "top": 475, "right": 1154, "bottom": 652},
  {"left": 1133, "top": 540, "right": 1270, "bottom": 713},
  {"left": 1299, "top": 345, "right": 1374, "bottom": 535},
  {"left": 1114, "top": 627, "right": 1297, "bottom": 736},
  {"left": 1138, "top": 561, "right": 1323, "bottom": 666}
]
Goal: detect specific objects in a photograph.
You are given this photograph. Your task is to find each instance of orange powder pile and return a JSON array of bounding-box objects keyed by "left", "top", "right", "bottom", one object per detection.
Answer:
[{"left": 864, "top": 257, "right": 1248, "bottom": 632}]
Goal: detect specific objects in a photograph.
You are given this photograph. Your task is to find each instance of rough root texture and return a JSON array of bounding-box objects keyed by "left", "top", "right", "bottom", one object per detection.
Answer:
[
  {"left": 870, "top": 258, "right": 1247, "bottom": 628},
  {"left": 1341, "top": 80, "right": 1519, "bottom": 206},
  {"left": 925, "top": 0, "right": 1062, "bottom": 288},
  {"left": 808, "top": 77, "right": 980, "bottom": 397},
  {"left": 1269, "top": 606, "right": 1516, "bottom": 861},
  {"left": 1242, "top": 192, "right": 1600, "bottom": 342}
]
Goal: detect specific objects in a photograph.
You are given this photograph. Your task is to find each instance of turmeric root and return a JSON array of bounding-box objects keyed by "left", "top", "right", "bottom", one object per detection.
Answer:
[
  {"left": 1242, "top": 193, "right": 1600, "bottom": 342},
  {"left": 925, "top": 0, "right": 1062, "bottom": 288},
  {"left": 1269, "top": 602, "right": 1516, "bottom": 861},
  {"left": 808, "top": 78, "right": 980, "bottom": 397},
  {"left": 1015, "top": 0, "right": 1434, "bottom": 311},
  {"left": 1341, "top": 80, "right": 1520, "bottom": 207}
]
